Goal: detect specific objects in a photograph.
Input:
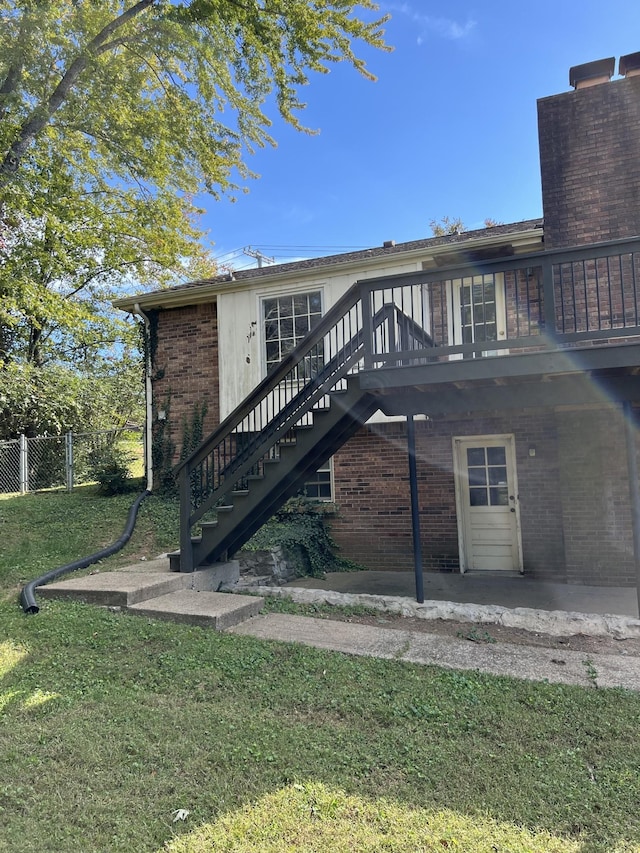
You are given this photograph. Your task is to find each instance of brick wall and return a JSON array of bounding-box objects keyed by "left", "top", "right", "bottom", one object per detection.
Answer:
[
  {"left": 151, "top": 302, "right": 220, "bottom": 462},
  {"left": 556, "top": 406, "right": 636, "bottom": 586},
  {"left": 332, "top": 409, "right": 568, "bottom": 580},
  {"left": 538, "top": 74, "right": 640, "bottom": 249}
]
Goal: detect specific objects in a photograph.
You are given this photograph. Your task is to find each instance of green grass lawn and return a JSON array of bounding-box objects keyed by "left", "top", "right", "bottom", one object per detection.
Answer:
[{"left": 1, "top": 489, "right": 640, "bottom": 852}]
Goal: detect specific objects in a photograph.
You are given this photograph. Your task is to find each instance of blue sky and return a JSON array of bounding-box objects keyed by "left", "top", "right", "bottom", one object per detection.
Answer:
[{"left": 199, "top": 1, "right": 640, "bottom": 271}]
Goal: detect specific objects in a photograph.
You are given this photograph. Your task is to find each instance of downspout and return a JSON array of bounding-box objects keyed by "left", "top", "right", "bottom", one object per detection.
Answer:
[{"left": 133, "top": 303, "right": 154, "bottom": 492}]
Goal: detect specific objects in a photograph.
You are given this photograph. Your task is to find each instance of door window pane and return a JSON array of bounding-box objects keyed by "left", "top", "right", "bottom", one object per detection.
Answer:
[
  {"left": 487, "top": 446, "right": 506, "bottom": 465},
  {"left": 488, "top": 466, "right": 507, "bottom": 485},
  {"left": 469, "top": 488, "right": 488, "bottom": 506},
  {"left": 489, "top": 486, "right": 509, "bottom": 506},
  {"left": 467, "top": 448, "right": 485, "bottom": 466}
]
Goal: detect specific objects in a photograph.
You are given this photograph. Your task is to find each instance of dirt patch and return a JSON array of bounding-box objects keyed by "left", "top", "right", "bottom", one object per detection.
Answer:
[{"left": 320, "top": 611, "right": 640, "bottom": 657}]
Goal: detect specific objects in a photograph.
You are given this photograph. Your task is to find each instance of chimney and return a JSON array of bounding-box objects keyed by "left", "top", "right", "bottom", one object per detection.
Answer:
[
  {"left": 538, "top": 56, "right": 640, "bottom": 249},
  {"left": 620, "top": 52, "right": 640, "bottom": 78},
  {"left": 569, "top": 57, "right": 614, "bottom": 89}
]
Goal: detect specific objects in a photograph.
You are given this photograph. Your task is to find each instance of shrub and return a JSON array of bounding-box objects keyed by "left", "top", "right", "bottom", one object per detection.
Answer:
[
  {"left": 89, "top": 444, "right": 134, "bottom": 495},
  {"left": 243, "top": 497, "right": 364, "bottom": 577}
]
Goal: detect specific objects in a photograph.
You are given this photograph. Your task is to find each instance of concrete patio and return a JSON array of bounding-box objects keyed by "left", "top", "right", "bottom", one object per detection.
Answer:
[{"left": 287, "top": 570, "right": 640, "bottom": 619}]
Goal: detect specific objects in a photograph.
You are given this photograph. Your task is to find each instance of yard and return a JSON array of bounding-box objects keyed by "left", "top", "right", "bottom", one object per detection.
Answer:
[{"left": 1, "top": 489, "right": 640, "bottom": 852}]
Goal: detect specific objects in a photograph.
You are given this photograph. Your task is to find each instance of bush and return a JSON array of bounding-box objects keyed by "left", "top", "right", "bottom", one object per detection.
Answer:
[
  {"left": 89, "top": 444, "right": 134, "bottom": 495},
  {"left": 243, "top": 497, "right": 364, "bottom": 577}
]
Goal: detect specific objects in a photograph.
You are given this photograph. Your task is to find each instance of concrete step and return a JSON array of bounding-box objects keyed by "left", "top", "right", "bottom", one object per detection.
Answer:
[
  {"left": 39, "top": 571, "right": 189, "bottom": 607},
  {"left": 38, "top": 561, "right": 261, "bottom": 631},
  {"left": 128, "top": 590, "right": 263, "bottom": 630}
]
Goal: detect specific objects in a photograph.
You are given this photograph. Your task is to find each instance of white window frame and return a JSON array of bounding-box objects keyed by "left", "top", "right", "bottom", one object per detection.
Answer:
[
  {"left": 260, "top": 287, "right": 324, "bottom": 377},
  {"left": 301, "top": 457, "right": 334, "bottom": 502}
]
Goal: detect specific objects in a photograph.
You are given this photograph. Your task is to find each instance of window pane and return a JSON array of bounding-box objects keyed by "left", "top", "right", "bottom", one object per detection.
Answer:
[
  {"left": 280, "top": 318, "right": 293, "bottom": 338},
  {"left": 265, "top": 320, "right": 279, "bottom": 341},
  {"left": 263, "top": 298, "right": 277, "bottom": 320},
  {"left": 490, "top": 486, "right": 509, "bottom": 506},
  {"left": 468, "top": 467, "right": 487, "bottom": 486},
  {"left": 467, "top": 448, "right": 485, "bottom": 466},
  {"left": 488, "top": 466, "right": 507, "bottom": 485},
  {"left": 279, "top": 299, "right": 293, "bottom": 318},
  {"left": 265, "top": 341, "right": 280, "bottom": 364},
  {"left": 487, "top": 446, "right": 506, "bottom": 465},
  {"left": 295, "top": 316, "right": 310, "bottom": 337},
  {"left": 469, "top": 487, "right": 488, "bottom": 506}
]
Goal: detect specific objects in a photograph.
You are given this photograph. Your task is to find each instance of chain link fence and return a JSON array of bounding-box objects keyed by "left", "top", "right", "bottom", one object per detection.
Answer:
[{"left": 0, "top": 429, "right": 144, "bottom": 495}]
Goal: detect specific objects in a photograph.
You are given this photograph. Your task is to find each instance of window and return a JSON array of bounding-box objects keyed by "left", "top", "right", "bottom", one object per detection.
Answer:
[
  {"left": 466, "top": 445, "right": 509, "bottom": 507},
  {"left": 301, "top": 459, "right": 333, "bottom": 501},
  {"left": 263, "top": 291, "right": 323, "bottom": 372}
]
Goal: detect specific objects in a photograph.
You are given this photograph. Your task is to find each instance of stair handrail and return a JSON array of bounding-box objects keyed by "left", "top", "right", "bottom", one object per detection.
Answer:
[
  {"left": 176, "top": 283, "right": 368, "bottom": 567},
  {"left": 175, "top": 281, "right": 362, "bottom": 480}
]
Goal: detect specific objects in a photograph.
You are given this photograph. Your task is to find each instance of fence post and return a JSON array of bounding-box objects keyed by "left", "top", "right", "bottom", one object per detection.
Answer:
[
  {"left": 19, "top": 434, "right": 28, "bottom": 494},
  {"left": 66, "top": 431, "right": 74, "bottom": 492}
]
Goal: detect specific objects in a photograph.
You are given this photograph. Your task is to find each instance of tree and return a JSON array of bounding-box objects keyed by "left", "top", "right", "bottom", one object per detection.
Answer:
[
  {"left": 429, "top": 216, "right": 503, "bottom": 237},
  {"left": 429, "top": 216, "right": 465, "bottom": 237},
  {"left": 0, "top": 155, "right": 213, "bottom": 366},
  {"left": 0, "top": 2, "right": 388, "bottom": 191},
  {"left": 0, "top": 1, "right": 389, "bottom": 434}
]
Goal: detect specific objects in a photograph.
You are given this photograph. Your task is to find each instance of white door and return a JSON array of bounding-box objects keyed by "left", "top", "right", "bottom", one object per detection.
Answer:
[
  {"left": 453, "top": 435, "right": 523, "bottom": 573},
  {"left": 448, "top": 272, "right": 507, "bottom": 358}
]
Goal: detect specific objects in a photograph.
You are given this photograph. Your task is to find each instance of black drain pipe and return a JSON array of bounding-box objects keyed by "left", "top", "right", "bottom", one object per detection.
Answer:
[{"left": 20, "top": 490, "right": 150, "bottom": 614}]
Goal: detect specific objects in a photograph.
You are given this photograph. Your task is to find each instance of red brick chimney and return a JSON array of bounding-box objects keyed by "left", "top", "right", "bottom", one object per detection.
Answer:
[{"left": 538, "top": 55, "right": 640, "bottom": 249}]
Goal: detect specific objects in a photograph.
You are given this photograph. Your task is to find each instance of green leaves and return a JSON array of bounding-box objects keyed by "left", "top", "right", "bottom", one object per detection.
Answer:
[{"left": 0, "top": 0, "right": 390, "bottom": 432}]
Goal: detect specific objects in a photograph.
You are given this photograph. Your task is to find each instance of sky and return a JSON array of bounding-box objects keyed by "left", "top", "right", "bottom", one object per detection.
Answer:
[{"left": 197, "top": 1, "right": 640, "bottom": 272}]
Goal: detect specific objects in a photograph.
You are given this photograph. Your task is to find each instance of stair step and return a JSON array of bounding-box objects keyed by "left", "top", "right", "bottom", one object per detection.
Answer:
[
  {"left": 231, "top": 489, "right": 249, "bottom": 496},
  {"left": 128, "top": 590, "right": 263, "bottom": 630},
  {"left": 200, "top": 520, "right": 219, "bottom": 530},
  {"left": 39, "top": 570, "right": 189, "bottom": 607},
  {"left": 217, "top": 505, "right": 234, "bottom": 513}
]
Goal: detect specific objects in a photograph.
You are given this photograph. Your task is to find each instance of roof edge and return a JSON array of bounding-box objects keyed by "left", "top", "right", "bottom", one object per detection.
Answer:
[{"left": 115, "top": 220, "right": 544, "bottom": 312}]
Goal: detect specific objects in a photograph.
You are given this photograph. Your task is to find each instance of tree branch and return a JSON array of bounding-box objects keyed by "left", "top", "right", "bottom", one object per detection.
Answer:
[{"left": 0, "top": 0, "right": 158, "bottom": 177}]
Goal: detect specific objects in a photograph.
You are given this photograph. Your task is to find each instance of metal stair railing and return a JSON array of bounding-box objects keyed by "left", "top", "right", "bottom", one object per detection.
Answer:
[
  {"left": 175, "top": 283, "right": 364, "bottom": 571},
  {"left": 175, "top": 281, "right": 435, "bottom": 571},
  {"left": 175, "top": 283, "right": 432, "bottom": 571}
]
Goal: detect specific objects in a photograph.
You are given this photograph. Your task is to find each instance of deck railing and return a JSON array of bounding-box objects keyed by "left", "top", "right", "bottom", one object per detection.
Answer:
[{"left": 359, "top": 236, "right": 640, "bottom": 367}]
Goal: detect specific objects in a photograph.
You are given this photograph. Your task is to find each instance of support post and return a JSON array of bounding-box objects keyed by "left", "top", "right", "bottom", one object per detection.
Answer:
[
  {"left": 623, "top": 401, "right": 640, "bottom": 618},
  {"left": 65, "top": 431, "right": 74, "bottom": 492},
  {"left": 179, "top": 468, "right": 194, "bottom": 573},
  {"left": 19, "top": 434, "right": 28, "bottom": 494},
  {"left": 406, "top": 414, "right": 424, "bottom": 604}
]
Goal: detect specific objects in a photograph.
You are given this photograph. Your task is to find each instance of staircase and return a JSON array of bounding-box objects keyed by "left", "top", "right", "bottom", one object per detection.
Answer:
[{"left": 172, "top": 285, "right": 433, "bottom": 572}]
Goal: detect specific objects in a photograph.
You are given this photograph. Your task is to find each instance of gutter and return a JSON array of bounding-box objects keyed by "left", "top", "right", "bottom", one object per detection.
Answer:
[{"left": 133, "top": 303, "right": 154, "bottom": 492}]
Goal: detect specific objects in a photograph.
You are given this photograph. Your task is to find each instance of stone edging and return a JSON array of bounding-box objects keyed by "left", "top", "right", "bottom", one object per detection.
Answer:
[{"left": 250, "top": 585, "right": 640, "bottom": 640}]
